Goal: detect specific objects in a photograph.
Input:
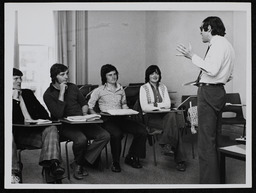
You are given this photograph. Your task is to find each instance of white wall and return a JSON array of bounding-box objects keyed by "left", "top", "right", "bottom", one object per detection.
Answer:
[
  {"left": 87, "top": 11, "right": 146, "bottom": 86},
  {"left": 87, "top": 11, "right": 247, "bottom": 109},
  {"left": 145, "top": 11, "right": 238, "bottom": 106},
  {"left": 232, "top": 12, "right": 247, "bottom": 116}
]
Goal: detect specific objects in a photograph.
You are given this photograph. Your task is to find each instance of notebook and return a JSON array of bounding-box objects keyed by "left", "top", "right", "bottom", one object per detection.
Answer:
[
  {"left": 102, "top": 109, "right": 139, "bottom": 116},
  {"left": 65, "top": 114, "right": 101, "bottom": 122}
]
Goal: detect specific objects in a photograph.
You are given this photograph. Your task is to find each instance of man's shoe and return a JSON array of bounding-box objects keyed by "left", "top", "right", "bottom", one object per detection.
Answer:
[
  {"left": 70, "top": 162, "right": 84, "bottom": 180},
  {"left": 125, "top": 155, "right": 142, "bottom": 169},
  {"left": 11, "top": 174, "right": 21, "bottom": 184},
  {"left": 82, "top": 166, "right": 89, "bottom": 176},
  {"left": 111, "top": 162, "right": 121, "bottom": 172},
  {"left": 44, "top": 167, "right": 66, "bottom": 183},
  {"left": 50, "top": 161, "right": 65, "bottom": 176},
  {"left": 176, "top": 162, "right": 186, "bottom": 172},
  {"left": 161, "top": 144, "right": 175, "bottom": 157}
]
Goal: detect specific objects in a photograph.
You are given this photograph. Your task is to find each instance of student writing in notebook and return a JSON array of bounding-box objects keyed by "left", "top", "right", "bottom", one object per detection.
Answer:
[{"left": 88, "top": 64, "right": 147, "bottom": 172}]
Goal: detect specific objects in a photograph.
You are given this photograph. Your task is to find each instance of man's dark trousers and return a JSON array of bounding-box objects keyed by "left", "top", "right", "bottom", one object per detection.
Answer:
[{"left": 197, "top": 85, "right": 226, "bottom": 184}]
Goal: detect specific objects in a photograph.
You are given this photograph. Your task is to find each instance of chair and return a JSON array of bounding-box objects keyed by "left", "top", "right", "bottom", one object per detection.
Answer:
[
  {"left": 124, "top": 85, "right": 141, "bottom": 109},
  {"left": 14, "top": 122, "right": 63, "bottom": 184},
  {"left": 123, "top": 99, "right": 163, "bottom": 166},
  {"left": 79, "top": 84, "right": 98, "bottom": 99},
  {"left": 180, "top": 95, "right": 198, "bottom": 159},
  {"left": 221, "top": 93, "right": 246, "bottom": 137},
  {"left": 121, "top": 84, "right": 143, "bottom": 158},
  {"left": 17, "top": 143, "right": 64, "bottom": 184},
  {"left": 16, "top": 144, "right": 42, "bottom": 183},
  {"left": 60, "top": 138, "right": 109, "bottom": 180}
]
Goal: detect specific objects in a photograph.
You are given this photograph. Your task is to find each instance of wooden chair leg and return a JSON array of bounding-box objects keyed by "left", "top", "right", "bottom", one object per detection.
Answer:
[
  {"left": 65, "top": 141, "right": 70, "bottom": 180},
  {"left": 122, "top": 134, "right": 128, "bottom": 157}
]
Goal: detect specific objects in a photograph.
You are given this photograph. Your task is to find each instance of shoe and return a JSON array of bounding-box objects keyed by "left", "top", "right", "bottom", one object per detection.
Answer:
[
  {"left": 125, "top": 155, "right": 142, "bottom": 169},
  {"left": 43, "top": 167, "right": 66, "bottom": 183},
  {"left": 111, "top": 162, "right": 121, "bottom": 172},
  {"left": 176, "top": 162, "right": 186, "bottom": 172},
  {"left": 11, "top": 174, "right": 21, "bottom": 184},
  {"left": 70, "top": 162, "right": 84, "bottom": 180},
  {"left": 82, "top": 166, "right": 89, "bottom": 176},
  {"left": 161, "top": 144, "right": 175, "bottom": 157},
  {"left": 50, "top": 161, "right": 65, "bottom": 176}
]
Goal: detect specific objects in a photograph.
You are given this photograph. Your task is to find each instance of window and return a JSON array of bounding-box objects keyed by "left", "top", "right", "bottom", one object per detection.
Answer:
[{"left": 17, "top": 10, "right": 55, "bottom": 104}]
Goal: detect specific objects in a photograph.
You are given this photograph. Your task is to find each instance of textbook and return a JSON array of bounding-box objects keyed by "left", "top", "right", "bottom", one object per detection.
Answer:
[
  {"left": 25, "top": 119, "right": 52, "bottom": 125},
  {"left": 65, "top": 114, "right": 101, "bottom": 122},
  {"left": 102, "top": 109, "right": 139, "bottom": 116}
]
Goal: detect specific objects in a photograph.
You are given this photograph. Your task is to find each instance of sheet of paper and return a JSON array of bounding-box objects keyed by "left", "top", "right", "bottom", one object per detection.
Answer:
[{"left": 104, "top": 109, "right": 139, "bottom": 115}]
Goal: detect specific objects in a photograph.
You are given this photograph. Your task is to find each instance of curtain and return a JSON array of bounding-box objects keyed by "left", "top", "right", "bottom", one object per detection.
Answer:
[
  {"left": 14, "top": 11, "right": 19, "bottom": 68},
  {"left": 54, "top": 11, "right": 88, "bottom": 85}
]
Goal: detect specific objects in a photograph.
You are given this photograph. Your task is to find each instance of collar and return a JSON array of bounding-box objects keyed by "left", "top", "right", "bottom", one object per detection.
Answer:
[
  {"left": 50, "top": 83, "right": 59, "bottom": 92},
  {"left": 103, "top": 83, "right": 122, "bottom": 92},
  {"left": 149, "top": 82, "right": 159, "bottom": 88},
  {"left": 209, "top": 35, "right": 222, "bottom": 47}
]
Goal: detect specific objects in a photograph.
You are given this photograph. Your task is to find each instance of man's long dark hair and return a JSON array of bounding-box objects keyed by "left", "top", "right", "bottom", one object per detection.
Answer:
[
  {"left": 100, "top": 64, "right": 119, "bottom": 85},
  {"left": 201, "top": 16, "right": 226, "bottom": 36}
]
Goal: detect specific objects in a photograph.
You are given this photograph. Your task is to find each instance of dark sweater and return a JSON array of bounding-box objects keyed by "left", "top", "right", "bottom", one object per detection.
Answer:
[{"left": 43, "top": 83, "right": 87, "bottom": 120}]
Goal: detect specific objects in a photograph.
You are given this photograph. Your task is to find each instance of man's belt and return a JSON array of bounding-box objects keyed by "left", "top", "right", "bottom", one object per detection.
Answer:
[{"left": 197, "top": 83, "right": 224, "bottom": 87}]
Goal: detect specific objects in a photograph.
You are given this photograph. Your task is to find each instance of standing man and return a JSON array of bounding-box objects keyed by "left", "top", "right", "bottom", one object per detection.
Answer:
[
  {"left": 176, "top": 16, "right": 235, "bottom": 183},
  {"left": 43, "top": 63, "right": 110, "bottom": 180},
  {"left": 12, "top": 68, "right": 65, "bottom": 183}
]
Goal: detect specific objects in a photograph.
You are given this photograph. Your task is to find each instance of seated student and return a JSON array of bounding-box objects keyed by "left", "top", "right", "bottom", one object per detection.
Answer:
[
  {"left": 12, "top": 68, "right": 65, "bottom": 183},
  {"left": 139, "top": 65, "right": 187, "bottom": 171},
  {"left": 43, "top": 63, "right": 110, "bottom": 180},
  {"left": 88, "top": 64, "right": 147, "bottom": 173}
]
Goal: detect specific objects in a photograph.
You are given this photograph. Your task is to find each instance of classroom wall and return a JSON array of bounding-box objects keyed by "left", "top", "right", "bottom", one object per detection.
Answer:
[
  {"left": 87, "top": 11, "right": 146, "bottom": 86},
  {"left": 87, "top": 11, "right": 247, "bottom": 110}
]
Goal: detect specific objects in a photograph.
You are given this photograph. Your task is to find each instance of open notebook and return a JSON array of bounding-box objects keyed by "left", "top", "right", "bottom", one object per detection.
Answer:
[
  {"left": 65, "top": 114, "right": 101, "bottom": 122},
  {"left": 102, "top": 109, "right": 139, "bottom": 116},
  {"left": 25, "top": 119, "right": 52, "bottom": 125}
]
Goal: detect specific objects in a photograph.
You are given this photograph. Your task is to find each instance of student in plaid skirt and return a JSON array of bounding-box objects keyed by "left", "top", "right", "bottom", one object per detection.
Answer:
[{"left": 12, "top": 68, "right": 65, "bottom": 183}]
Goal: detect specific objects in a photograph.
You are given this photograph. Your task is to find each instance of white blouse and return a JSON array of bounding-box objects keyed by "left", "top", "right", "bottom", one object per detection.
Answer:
[{"left": 139, "top": 82, "right": 171, "bottom": 112}]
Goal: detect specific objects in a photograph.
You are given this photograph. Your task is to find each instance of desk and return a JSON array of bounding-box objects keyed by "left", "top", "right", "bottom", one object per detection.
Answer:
[
  {"left": 144, "top": 109, "right": 184, "bottom": 114},
  {"left": 13, "top": 122, "right": 61, "bottom": 128},
  {"left": 60, "top": 119, "right": 103, "bottom": 124},
  {"left": 219, "top": 144, "right": 246, "bottom": 184}
]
